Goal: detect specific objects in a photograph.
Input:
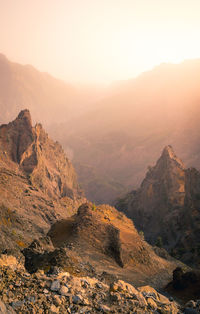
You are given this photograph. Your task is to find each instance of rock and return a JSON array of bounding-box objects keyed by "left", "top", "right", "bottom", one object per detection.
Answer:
[
  {"left": 185, "top": 300, "right": 196, "bottom": 308},
  {"left": 98, "top": 305, "right": 111, "bottom": 313},
  {"left": 79, "top": 306, "right": 91, "bottom": 313},
  {"left": 0, "top": 300, "right": 7, "bottom": 313},
  {"left": 50, "top": 304, "right": 60, "bottom": 313},
  {"left": 53, "top": 294, "right": 62, "bottom": 306},
  {"left": 57, "top": 272, "right": 71, "bottom": 280},
  {"left": 0, "top": 299, "right": 16, "bottom": 313},
  {"left": 72, "top": 295, "right": 83, "bottom": 304},
  {"left": 82, "top": 298, "right": 90, "bottom": 306},
  {"left": 50, "top": 280, "right": 61, "bottom": 292},
  {"left": 110, "top": 292, "right": 121, "bottom": 302},
  {"left": 59, "top": 285, "right": 69, "bottom": 296},
  {"left": 27, "top": 296, "right": 35, "bottom": 303},
  {"left": 0, "top": 255, "right": 20, "bottom": 271},
  {"left": 110, "top": 280, "right": 138, "bottom": 295},
  {"left": 81, "top": 279, "right": 90, "bottom": 288},
  {"left": 11, "top": 300, "right": 24, "bottom": 309},
  {"left": 146, "top": 298, "right": 157, "bottom": 310}
]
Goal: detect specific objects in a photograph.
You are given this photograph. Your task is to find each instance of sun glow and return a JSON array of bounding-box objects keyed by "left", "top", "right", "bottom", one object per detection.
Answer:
[{"left": 0, "top": 0, "right": 200, "bottom": 83}]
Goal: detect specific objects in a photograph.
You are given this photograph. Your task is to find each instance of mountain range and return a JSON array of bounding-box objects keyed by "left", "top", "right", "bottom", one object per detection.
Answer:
[
  {"left": 59, "top": 59, "right": 200, "bottom": 203},
  {"left": 0, "top": 110, "right": 184, "bottom": 282},
  {"left": 0, "top": 108, "right": 199, "bottom": 310},
  {"left": 2, "top": 54, "right": 200, "bottom": 204}
]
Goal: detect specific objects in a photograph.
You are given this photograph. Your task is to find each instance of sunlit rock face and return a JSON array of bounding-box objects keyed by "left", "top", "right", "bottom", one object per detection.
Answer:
[
  {"left": 0, "top": 109, "right": 82, "bottom": 199},
  {"left": 0, "top": 110, "right": 84, "bottom": 255}
]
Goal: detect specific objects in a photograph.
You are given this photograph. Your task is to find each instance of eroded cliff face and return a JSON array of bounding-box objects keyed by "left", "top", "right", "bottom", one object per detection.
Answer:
[
  {"left": 0, "top": 109, "right": 82, "bottom": 199},
  {"left": 116, "top": 146, "right": 200, "bottom": 267},
  {"left": 0, "top": 110, "right": 84, "bottom": 254}
]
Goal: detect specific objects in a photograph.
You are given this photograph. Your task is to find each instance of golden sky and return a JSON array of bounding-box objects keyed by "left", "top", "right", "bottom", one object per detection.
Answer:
[{"left": 0, "top": 0, "right": 200, "bottom": 83}]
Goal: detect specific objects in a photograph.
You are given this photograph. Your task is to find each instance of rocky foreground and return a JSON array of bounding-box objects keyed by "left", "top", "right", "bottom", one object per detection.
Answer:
[{"left": 0, "top": 255, "right": 194, "bottom": 314}]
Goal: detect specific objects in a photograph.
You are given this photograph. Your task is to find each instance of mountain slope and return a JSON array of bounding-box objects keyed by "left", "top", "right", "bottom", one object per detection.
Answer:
[
  {"left": 0, "top": 53, "right": 104, "bottom": 127},
  {"left": 0, "top": 110, "right": 84, "bottom": 254},
  {"left": 23, "top": 202, "right": 183, "bottom": 290},
  {"left": 116, "top": 146, "right": 200, "bottom": 267}
]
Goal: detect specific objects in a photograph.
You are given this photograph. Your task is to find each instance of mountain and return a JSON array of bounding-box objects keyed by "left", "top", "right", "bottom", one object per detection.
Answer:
[
  {"left": 0, "top": 111, "right": 197, "bottom": 309},
  {"left": 0, "top": 53, "right": 104, "bottom": 126},
  {"left": 0, "top": 110, "right": 84, "bottom": 254},
  {"left": 54, "top": 59, "right": 200, "bottom": 203},
  {"left": 115, "top": 145, "right": 200, "bottom": 267},
  {"left": 2, "top": 55, "right": 200, "bottom": 205}
]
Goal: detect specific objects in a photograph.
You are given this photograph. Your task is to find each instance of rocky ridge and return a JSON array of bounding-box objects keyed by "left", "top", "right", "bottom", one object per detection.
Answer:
[{"left": 116, "top": 145, "right": 200, "bottom": 267}]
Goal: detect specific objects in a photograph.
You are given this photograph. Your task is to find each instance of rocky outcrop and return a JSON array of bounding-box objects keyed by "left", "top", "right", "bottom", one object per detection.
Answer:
[
  {"left": 22, "top": 202, "right": 183, "bottom": 295},
  {"left": 0, "top": 109, "right": 82, "bottom": 199},
  {"left": 22, "top": 202, "right": 154, "bottom": 272},
  {"left": 116, "top": 146, "right": 200, "bottom": 267},
  {"left": 0, "top": 110, "right": 84, "bottom": 255},
  {"left": 0, "top": 254, "right": 182, "bottom": 313},
  {"left": 166, "top": 267, "right": 200, "bottom": 306}
]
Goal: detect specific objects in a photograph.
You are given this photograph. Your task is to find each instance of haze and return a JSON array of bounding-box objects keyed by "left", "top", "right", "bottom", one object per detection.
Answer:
[{"left": 1, "top": 0, "right": 200, "bottom": 83}]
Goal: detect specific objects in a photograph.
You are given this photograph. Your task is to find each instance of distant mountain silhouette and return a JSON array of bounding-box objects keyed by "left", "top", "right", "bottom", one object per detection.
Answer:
[{"left": 0, "top": 53, "right": 103, "bottom": 126}]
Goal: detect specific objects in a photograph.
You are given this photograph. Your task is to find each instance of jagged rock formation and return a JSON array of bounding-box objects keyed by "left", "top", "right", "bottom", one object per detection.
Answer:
[
  {"left": 0, "top": 109, "right": 81, "bottom": 198},
  {"left": 116, "top": 145, "right": 200, "bottom": 267},
  {"left": 0, "top": 110, "right": 84, "bottom": 254},
  {"left": 23, "top": 202, "right": 183, "bottom": 292}
]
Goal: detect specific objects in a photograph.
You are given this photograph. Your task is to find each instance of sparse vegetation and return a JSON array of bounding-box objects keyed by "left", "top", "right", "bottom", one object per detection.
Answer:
[
  {"left": 91, "top": 203, "right": 96, "bottom": 211},
  {"left": 139, "top": 230, "right": 144, "bottom": 240},
  {"left": 155, "top": 236, "right": 163, "bottom": 248}
]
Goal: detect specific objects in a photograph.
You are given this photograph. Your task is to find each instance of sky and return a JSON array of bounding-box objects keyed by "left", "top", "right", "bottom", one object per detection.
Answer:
[{"left": 0, "top": 0, "right": 200, "bottom": 84}]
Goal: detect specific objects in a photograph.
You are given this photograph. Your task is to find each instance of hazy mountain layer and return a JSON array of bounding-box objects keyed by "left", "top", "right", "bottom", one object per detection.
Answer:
[
  {"left": 1, "top": 54, "right": 200, "bottom": 204},
  {"left": 55, "top": 59, "right": 200, "bottom": 203},
  {"left": 0, "top": 53, "right": 104, "bottom": 127}
]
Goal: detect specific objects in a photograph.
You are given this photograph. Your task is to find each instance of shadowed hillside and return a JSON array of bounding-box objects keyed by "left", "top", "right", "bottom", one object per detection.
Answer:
[{"left": 116, "top": 146, "right": 200, "bottom": 268}]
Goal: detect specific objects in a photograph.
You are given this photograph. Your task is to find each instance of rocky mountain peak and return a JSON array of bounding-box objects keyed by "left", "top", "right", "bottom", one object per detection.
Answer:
[
  {"left": 158, "top": 145, "right": 185, "bottom": 169},
  {"left": 116, "top": 146, "right": 200, "bottom": 267},
  {"left": 17, "top": 109, "right": 32, "bottom": 128},
  {"left": 142, "top": 145, "right": 186, "bottom": 196},
  {"left": 0, "top": 110, "right": 82, "bottom": 199}
]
